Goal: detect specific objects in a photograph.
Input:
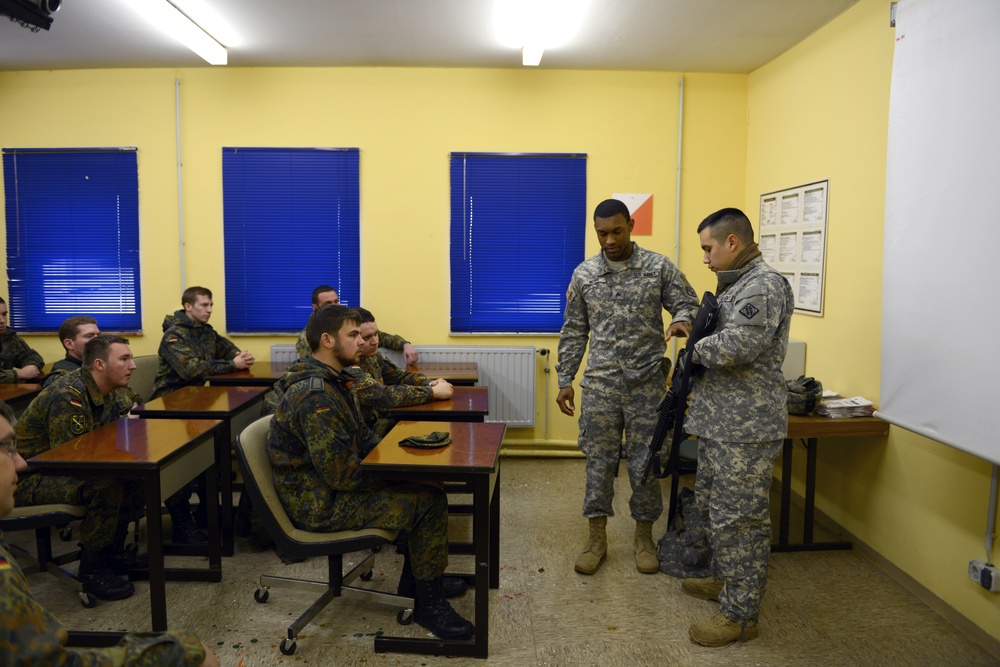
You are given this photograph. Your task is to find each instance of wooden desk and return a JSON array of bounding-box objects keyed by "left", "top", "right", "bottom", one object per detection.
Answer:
[
  {"left": 773, "top": 414, "right": 889, "bottom": 553},
  {"left": 0, "top": 382, "right": 43, "bottom": 415},
  {"left": 362, "top": 420, "right": 505, "bottom": 659},
  {"left": 131, "top": 385, "right": 267, "bottom": 556},
  {"left": 206, "top": 361, "right": 292, "bottom": 387},
  {"left": 29, "top": 418, "right": 224, "bottom": 632},
  {"left": 405, "top": 361, "right": 478, "bottom": 387},
  {"left": 387, "top": 386, "right": 489, "bottom": 423}
]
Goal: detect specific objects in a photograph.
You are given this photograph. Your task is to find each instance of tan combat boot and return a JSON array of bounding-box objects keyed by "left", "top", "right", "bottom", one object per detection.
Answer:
[
  {"left": 574, "top": 517, "right": 607, "bottom": 575},
  {"left": 634, "top": 521, "right": 659, "bottom": 573},
  {"left": 688, "top": 611, "right": 759, "bottom": 647},
  {"left": 681, "top": 576, "right": 724, "bottom": 601}
]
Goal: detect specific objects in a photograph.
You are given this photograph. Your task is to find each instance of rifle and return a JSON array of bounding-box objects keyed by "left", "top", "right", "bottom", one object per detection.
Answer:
[{"left": 642, "top": 292, "right": 719, "bottom": 525}]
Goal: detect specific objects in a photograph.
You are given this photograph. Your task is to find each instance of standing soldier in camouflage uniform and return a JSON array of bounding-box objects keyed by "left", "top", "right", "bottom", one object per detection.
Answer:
[
  {"left": 151, "top": 286, "right": 253, "bottom": 544},
  {"left": 43, "top": 316, "right": 101, "bottom": 387},
  {"left": 0, "top": 402, "right": 220, "bottom": 667},
  {"left": 294, "top": 285, "right": 420, "bottom": 365},
  {"left": 14, "top": 335, "right": 145, "bottom": 601},
  {"left": 350, "top": 307, "right": 454, "bottom": 438},
  {"left": 268, "top": 305, "right": 473, "bottom": 641},
  {"left": 681, "top": 208, "right": 794, "bottom": 647},
  {"left": 557, "top": 199, "right": 699, "bottom": 575},
  {"left": 0, "top": 297, "right": 44, "bottom": 384}
]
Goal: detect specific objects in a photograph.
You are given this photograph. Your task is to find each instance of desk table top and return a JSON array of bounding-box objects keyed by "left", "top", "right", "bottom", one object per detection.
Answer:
[
  {"left": 207, "top": 361, "right": 293, "bottom": 386},
  {"left": 0, "top": 382, "right": 43, "bottom": 402},
  {"left": 132, "top": 385, "right": 266, "bottom": 417},
  {"left": 388, "top": 386, "right": 489, "bottom": 419},
  {"left": 786, "top": 414, "right": 889, "bottom": 439},
  {"left": 363, "top": 420, "right": 505, "bottom": 475}
]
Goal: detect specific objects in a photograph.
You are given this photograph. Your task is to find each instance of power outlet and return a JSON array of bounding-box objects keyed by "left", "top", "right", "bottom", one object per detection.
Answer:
[{"left": 968, "top": 560, "right": 1000, "bottom": 592}]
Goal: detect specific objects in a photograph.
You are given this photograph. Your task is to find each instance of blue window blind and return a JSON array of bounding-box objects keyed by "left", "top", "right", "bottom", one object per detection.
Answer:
[
  {"left": 222, "top": 147, "right": 360, "bottom": 333},
  {"left": 449, "top": 152, "right": 586, "bottom": 334},
  {"left": 2, "top": 148, "right": 142, "bottom": 332}
]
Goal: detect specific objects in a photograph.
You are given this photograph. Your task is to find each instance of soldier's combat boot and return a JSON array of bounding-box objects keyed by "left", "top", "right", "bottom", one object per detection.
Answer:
[
  {"left": 78, "top": 546, "right": 135, "bottom": 601},
  {"left": 574, "top": 516, "right": 607, "bottom": 575},
  {"left": 106, "top": 523, "right": 148, "bottom": 574},
  {"left": 682, "top": 575, "right": 724, "bottom": 601},
  {"left": 688, "top": 611, "right": 759, "bottom": 647},
  {"left": 413, "top": 578, "right": 475, "bottom": 640},
  {"left": 397, "top": 552, "right": 467, "bottom": 599},
  {"left": 168, "top": 504, "right": 208, "bottom": 545},
  {"left": 634, "top": 520, "right": 659, "bottom": 573}
]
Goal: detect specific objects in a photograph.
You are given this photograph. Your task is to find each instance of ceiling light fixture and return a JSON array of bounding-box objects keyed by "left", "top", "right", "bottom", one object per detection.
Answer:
[
  {"left": 125, "top": 0, "right": 232, "bottom": 65},
  {"left": 493, "top": 0, "right": 587, "bottom": 67}
]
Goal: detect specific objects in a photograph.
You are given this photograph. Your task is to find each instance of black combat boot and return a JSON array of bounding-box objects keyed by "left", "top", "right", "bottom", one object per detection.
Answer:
[
  {"left": 78, "top": 546, "right": 135, "bottom": 601},
  {"left": 168, "top": 504, "right": 208, "bottom": 545},
  {"left": 106, "top": 522, "right": 148, "bottom": 574},
  {"left": 413, "top": 578, "right": 475, "bottom": 641},
  {"left": 396, "top": 552, "right": 467, "bottom": 599}
]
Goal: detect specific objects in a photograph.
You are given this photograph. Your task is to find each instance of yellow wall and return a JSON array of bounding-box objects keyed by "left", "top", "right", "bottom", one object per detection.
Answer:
[
  {"left": 747, "top": 0, "right": 999, "bottom": 643},
  {"left": 0, "top": 67, "right": 747, "bottom": 444}
]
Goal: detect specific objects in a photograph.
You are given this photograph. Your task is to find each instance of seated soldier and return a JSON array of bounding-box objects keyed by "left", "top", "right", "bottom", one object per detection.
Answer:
[
  {"left": 43, "top": 316, "right": 101, "bottom": 387},
  {"left": 294, "top": 285, "right": 419, "bottom": 365},
  {"left": 351, "top": 307, "right": 453, "bottom": 438},
  {"left": 0, "top": 401, "right": 220, "bottom": 666},
  {"left": 268, "top": 305, "right": 473, "bottom": 640},
  {"left": 14, "top": 335, "right": 145, "bottom": 600},
  {"left": 0, "top": 297, "right": 44, "bottom": 384}
]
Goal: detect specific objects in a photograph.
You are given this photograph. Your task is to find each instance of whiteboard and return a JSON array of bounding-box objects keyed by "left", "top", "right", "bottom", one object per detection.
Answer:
[{"left": 877, "top": 0, "right": 1000, "bottom": 465}]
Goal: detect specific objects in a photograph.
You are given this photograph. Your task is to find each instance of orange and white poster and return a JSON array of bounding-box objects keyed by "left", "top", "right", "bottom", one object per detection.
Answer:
[{"left": 613, "top": 193, "right": 653, "bottom": 235}]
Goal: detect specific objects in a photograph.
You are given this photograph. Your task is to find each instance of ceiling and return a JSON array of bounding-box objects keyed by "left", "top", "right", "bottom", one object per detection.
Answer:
[{"left": 0, "top": 0, "right": 860, "bottom": 73}]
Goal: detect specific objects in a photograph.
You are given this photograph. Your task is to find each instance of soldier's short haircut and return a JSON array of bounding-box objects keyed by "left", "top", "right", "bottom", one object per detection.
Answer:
[
  {"left": 697, "top": 207, "right": 755, "bottom": 244},
  {"left": 355, "top": 307, "right": 375, "bottom": 324},
  {"left": 182, "top": 286, "right": 212, "bottom": 306},
  {"left": 593, "top": 198, "right": 632, "bottom": 223},
  {"left": 83, "top": 334, "right": 130, "bottom": 370},
  {"left": 0, "top": 297, "right": 5, "bottom": 305},
  {"left": 58, "top": 316, "right": 98, "bottom": 344},
  {"left": 0, "top": 400, "right": 15, "bottom": 427},
  {"left": 311, "top": 285, "right": 338, "bottom": 306},
  {"left": 305, "top": 305, "right": 360, "bottom": 353}
]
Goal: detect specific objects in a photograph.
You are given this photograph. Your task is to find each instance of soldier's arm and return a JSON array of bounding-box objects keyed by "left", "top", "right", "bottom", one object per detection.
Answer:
[
  {"left": 298, "top": 392, "right": 382, "bottom": 492},
  {"left": 0, "top": 368, "right": 18, "bottom": 383},
  {"left": 692, "top": 279, "right": 785, "bottom": 369},
  {"left": 377, "top": 330, "right": 409, "bottom": 353},
  {"left": 555, "top": 275, "right": 590, "bottom": 388},
  {"left": 379, "top": 356, "right": 430, "bottom": 387},
  {"left": 215, "top": 333, "right": 241, "bottom": 362},
  {"left": 160, "top": 330, "right": 235, "bottom": 381},
  {"left": 352, "top": 367, "right": 434, "bottom": 410},
  {"left": 295, "top": 330, "right": 312, "bottom": 359},
  {"left": 13, "top": 337, "right": 44, "bottom": 370},
  {"left": 661, "top": 260, "right": 700, "bottom": 325},
  {"left": 45, "top": 386, "right": 94, "bottom": 449}
]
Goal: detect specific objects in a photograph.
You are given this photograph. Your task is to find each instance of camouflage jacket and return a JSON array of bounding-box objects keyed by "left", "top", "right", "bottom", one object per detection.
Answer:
[
  {"left": 267, "top": 357, "right": 385, "bottom": 531},
  {"left": 556, "top": 243, "right": 699, "bottom": 394},
  {"left": 0, "top": 327, "right": 44, "bottom": 384},
  {"left": 687, "top": 257, "right": 794, "bottom": 442},
  {"left": 151, "top": 311, "right": 240, "bottom": 399},
  {"left": 262, "top": 359, "right": 312, "bottom": 415},
  {"left": 348, "top": 352, "right": 432, "bottom": 428},
  {"left": 0, "top": 537, "right": 206, "bottom": 666},
  {"left": 42, "top": 354, "right": 83, "bottom": 388},
  {"left": 295, "top": 327, "right": 408, "bottom": 360}
]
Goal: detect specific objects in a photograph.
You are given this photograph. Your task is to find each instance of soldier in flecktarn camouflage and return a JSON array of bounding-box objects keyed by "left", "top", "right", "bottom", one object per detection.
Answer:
[
  {"left": 556, "top": 198, "right": 699, "bottom": 576},
  {"left": 681, "top": 208, "right": 795, "bottom": 648},
  {"left": 42, "top": 316, "right": 102, "bottom": 388},
  {"left": 268, "top": 305, "right": 474, "bottom": 642},
  {"left": 294, "top": 284, "right": 420, "bottom": 365},
  {"left": 14, "top": 335, "right": 146, "bottom": 602},
  {"left": 0, "top": 401, "right": 220, "bottom": 666},
  {"left": 0, "top": 297, "right": 44, "bottom": 384}
]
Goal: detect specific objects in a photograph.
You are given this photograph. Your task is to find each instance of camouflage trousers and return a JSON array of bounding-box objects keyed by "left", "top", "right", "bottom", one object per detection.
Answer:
[
  {"left": 315, "top": 483, "right": 449, "bottom": 582},
  {"left": 579, "top": 383, "right": 663, "bottom": 522},
  {"left": 13, "top": 473, "right": 145, "bottom": 551},
  {"left": 694, "top": 437, "right": 782, "bottom": 626}
]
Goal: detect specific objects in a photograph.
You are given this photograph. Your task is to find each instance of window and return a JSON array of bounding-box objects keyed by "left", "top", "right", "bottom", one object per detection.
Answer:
[
  {"left": 222, "top": 147, "right": 360, "bottom": 333},
  {"left": 449, "top": 152, "right": 586, "bottom": 334},
  {"left": 2, "top": 148, "right": 142, "bottom": 332}
]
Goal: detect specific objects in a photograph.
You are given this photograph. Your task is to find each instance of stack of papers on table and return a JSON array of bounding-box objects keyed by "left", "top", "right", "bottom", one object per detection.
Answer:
[{"left": 816, "top": 396, "right": 874, "bottom": 418}]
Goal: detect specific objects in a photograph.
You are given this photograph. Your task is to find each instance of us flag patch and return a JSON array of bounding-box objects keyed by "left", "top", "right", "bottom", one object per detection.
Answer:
[{"left": 739, "top": 303, "right": 760, "bottom": 320}]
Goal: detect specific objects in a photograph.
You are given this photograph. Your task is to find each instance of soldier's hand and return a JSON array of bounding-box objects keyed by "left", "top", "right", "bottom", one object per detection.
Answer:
[
  {"left": 233, "top": 351, "right": 253, "bottom": 370},
  {"left": 243, "top": 350, "right": 255, "bottom": 366},
  {"left": 557, "top": 386, "right": 575, "bottom": 416},
  {"left": 665, "top": 321, "right": 692, "bottom": 341},
  {"left": 403, "top": 343, "right": 419, "bottom": 366},
  {"left": 16, "top": 365, "right": 41, "bottom": 380},
  {"left": 431, "top": 379, "right": 454, "bottom": 400},
  {"left": 197, "top": 643, "right": 221, "bottom": 667}
]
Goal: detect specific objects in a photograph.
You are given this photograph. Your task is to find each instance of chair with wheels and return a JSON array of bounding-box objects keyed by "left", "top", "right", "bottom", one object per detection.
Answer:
[
  {"left": 235, "top": 415, "right": 413, "bottom": 656},
  {"left": 0, "top": 503, "right": 96, "bottom": 608}
]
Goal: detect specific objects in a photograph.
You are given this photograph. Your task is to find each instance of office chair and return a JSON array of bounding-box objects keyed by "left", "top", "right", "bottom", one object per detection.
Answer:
[
  {"left": 0, "top": 503, "right": 96, "bottom": 608},
  {"left": 234, "top": 415, "right": 413, "bottom": 656},
  {"left": 127, "top": 354, "right": 159, "bottom": 403}
]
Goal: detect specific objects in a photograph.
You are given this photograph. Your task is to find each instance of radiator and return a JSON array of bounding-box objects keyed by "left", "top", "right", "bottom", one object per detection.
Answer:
[{"left": 270, "top": 343, "right": 537, "bottom": 427}]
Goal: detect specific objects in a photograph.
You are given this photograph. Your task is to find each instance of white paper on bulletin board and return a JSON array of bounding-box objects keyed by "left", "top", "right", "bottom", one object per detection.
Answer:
[{"left": 759, "top": 179, "right": 829, "bottom": 316}]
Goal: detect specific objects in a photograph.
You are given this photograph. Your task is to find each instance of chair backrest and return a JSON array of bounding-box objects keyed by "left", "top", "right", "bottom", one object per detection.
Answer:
[{"left": 128, "top": 355, "right": 160, "bottom": 402}]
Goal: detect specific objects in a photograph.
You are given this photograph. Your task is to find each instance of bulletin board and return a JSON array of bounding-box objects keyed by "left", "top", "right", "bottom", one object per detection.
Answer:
[{"left": 759, "top": 179, "right": 829, "bottom": 316}]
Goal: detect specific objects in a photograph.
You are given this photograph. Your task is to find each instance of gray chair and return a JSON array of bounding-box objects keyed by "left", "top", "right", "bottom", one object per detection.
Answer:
[
  {"left": 0, "top": 503, "right": 95, "bottom": 607},
  {"left": 127, "top": 354, "right": 159, "bottom": 402},
  {"left": 235, "top": 415, "right": 412, "bottom": 656}
]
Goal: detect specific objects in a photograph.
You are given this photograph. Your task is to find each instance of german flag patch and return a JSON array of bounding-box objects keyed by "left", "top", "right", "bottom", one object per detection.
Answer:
[
  {"left": 0, "top": 556, "right": 11, "bottom": 570},
  {"left": 69, "top": 398, "right": 83, "bottom": 408},
  {"left": 167, "top": 337, "right": 179, "bottom": 343},
  {"left": 315, "top": 406, "right": 330, "bottom": 414}
]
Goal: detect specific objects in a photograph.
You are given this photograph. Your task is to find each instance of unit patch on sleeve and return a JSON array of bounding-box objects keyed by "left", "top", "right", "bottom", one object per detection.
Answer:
[{"left": 739, "top": 303, "right": 760, "bottom": 320}]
